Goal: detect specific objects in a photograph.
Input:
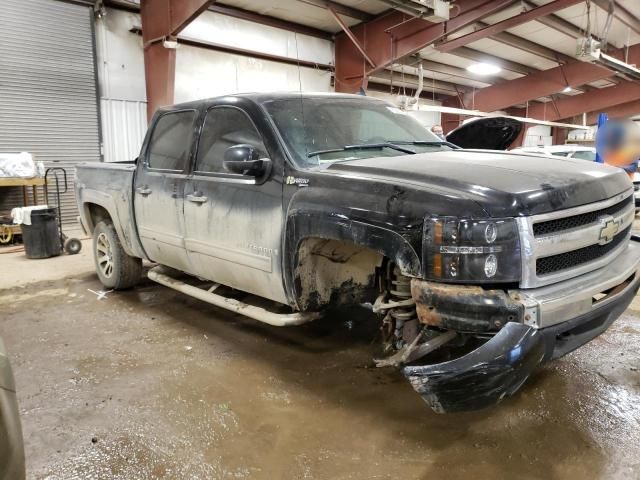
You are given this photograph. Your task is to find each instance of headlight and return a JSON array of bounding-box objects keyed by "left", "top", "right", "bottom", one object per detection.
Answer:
[{"left": 423, "top": 217, "right": 521, "bottom": 283}]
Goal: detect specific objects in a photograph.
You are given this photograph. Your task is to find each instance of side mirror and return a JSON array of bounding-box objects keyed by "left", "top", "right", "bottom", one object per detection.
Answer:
[{"left": 223, "top": 144, "right": 271, "bottom": 177}]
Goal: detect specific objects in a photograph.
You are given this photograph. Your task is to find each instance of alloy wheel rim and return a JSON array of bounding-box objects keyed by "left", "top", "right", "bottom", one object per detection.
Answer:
[{"left": 96, "top": 232, "right": 114, "bottom": 278}]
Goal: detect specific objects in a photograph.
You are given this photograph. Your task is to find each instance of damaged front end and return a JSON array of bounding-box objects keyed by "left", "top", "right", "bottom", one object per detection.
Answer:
[
  {"left": 403, "top": 322, "right": 545, "bottom": 413},
  {"left": 399, "top": 278, "right": 546, "bottom": 413},
  {"left": 392, "top": 248, "right": 640, "bottom": 413},
  {"left": 375, "top": 274, "right": 546, "bottom": 413}
]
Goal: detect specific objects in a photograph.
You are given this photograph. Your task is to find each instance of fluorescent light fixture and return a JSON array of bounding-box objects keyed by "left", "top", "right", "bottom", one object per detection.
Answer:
[
  {"left": 562, "top": 86, "right": 573, "bottom": 93},
  {"left": 466, "top": 63, "right": 501, "bottom": 75}
]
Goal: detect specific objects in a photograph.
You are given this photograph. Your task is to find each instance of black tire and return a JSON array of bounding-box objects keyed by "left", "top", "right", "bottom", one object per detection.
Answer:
[
  {"left": 64, "top": 237, "right": 82, "bottom": 255},
  {"left": 93, "top": 221, "right": 142, "bottom": 289}
]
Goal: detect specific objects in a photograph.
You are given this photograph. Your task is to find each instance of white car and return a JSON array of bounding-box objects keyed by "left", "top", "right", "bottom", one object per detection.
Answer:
[
  {"left": 511, "top": 145, "right": 597, "bottom": 161},
  {"left": 512, "top": 145, "right": 639, "bottom": 212}
]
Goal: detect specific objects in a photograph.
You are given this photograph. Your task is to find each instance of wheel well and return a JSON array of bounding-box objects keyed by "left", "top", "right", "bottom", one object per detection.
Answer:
[
  {"left": 85, "top": 203, "right": 112, "bottom": 233},
  {"left": 294, "top": 237, "right": 384, "bottom": 310}
]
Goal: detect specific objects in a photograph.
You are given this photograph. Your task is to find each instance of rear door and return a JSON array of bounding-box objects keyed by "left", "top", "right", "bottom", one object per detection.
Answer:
[
  {"left": 183, "top": 104, "right": 287, "bottom": 304},
  {"left": 134, "top": 109, "right": 197, "bottom": 273}
]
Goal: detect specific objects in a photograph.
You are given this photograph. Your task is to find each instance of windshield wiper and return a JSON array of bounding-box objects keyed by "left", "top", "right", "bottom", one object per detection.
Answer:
[
  {"left": 386, "top": 140, "right": 460, "bottom": 149},
  {"left": 307, "top": 142, "right": 416, "bottom": 157}
]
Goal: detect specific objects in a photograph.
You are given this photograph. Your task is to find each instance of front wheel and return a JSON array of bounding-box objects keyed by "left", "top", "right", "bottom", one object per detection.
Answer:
[{"left": 93, "top": 221, "right": 142, "bottom": 289}]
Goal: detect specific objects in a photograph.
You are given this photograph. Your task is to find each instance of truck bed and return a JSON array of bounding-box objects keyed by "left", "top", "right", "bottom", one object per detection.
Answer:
[{"left": 75, "top": 162, "right": 144, "bottom": 258}]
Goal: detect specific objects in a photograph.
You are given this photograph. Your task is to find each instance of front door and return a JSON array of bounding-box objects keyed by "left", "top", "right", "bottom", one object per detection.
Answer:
[
  {"left": 184, "top": 105, "right": 287, "bottom": 304},
  {"left": 134, "top": 109, "right": 197, "bottom": 273}
]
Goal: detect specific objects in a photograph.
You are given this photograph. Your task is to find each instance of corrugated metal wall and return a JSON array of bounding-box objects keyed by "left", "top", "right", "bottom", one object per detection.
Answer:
[
  {"left": 0, "top": 0, "right": 101, "bottom": 229},
  {"left": 101, "top": 98, "right": 147, "bottom": 162}
]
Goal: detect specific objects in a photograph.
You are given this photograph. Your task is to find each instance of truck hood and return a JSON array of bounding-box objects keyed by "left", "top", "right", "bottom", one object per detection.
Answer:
[
  {"left": 446, "top": 117, "right": 523, "bottom": 150},
  {"left": 326, "top": 150, "right": 631, "bottom": 217}
]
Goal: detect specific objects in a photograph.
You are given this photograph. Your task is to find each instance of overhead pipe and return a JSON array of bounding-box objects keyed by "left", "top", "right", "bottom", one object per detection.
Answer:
[{"left": 413, "top": 63, "right": 424, "bottom": 101}]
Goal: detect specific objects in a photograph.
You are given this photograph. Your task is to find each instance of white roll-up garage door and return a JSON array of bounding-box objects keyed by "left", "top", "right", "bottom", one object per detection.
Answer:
[{"left": 0, "top": 0, "right": 101, "bottom": 230}]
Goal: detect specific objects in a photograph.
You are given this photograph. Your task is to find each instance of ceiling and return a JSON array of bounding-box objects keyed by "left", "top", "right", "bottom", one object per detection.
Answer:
[
  {"left": 213, "top": 0, "right": 640, "bottom": 110},
  {"left": 111, "top": 0, "right": 640, "bottom": 114}
]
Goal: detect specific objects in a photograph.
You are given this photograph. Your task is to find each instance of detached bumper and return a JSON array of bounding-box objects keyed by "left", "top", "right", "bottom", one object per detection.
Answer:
[
  {"left": 404, "top": 323, "right": 544, "bottom": 413},
  {"left": 406, "top": 241, "right": 640, "bottom": 413}
]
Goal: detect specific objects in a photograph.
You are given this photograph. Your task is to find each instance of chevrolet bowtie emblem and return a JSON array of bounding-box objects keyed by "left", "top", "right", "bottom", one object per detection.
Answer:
[{"left": 598, "top": 216, "right": 620, "bottom": 245}]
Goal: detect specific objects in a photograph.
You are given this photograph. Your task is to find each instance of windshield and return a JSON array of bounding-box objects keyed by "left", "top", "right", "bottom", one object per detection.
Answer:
[
  {"left": 262, "top": 97, "right": 451, "bottom": 169},
  {"left": 569, "top": 150, "right": 597, "bottom": 161}
]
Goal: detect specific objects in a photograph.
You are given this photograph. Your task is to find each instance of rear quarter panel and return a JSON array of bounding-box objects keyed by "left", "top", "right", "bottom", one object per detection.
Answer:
[{"left": 75, "top": 162, "right": 146, "bottom": 259}]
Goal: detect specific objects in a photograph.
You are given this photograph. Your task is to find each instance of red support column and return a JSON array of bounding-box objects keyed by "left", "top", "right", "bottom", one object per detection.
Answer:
[
  {"left": 143, "top": 42, "right": 176, "bottom": 121},
  {"left": 552, "top": 127, "right": 568, "bottom": 145},
  {"left": 441, "top": 97, "right": 462, "bottom": 134},
  {"left": 140, "top": 0, "right": 215, "bottom": 120}
]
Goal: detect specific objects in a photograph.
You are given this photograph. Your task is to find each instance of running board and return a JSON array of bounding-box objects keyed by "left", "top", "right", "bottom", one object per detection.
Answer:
[{"left": 147, "top": 267, "right": 320, "bottom": 327}]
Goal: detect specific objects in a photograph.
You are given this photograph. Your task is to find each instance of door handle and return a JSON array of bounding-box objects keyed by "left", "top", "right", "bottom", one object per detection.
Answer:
[
  {"left": 136, "top": 186, "right": 152, "bottom": 196},
  {"left": 186, "top": 193, "right": 208, "bottom": 204}
]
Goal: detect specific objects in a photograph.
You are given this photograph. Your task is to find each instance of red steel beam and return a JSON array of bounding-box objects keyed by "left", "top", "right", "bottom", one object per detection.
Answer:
[
  {"left": 466, "top": 44, "right": 640, "bottom": 113},
  {"left": 143, "top": 42, "right": 176, "bottom": 121},
  {"left": 468, "top": 62, "right": 613, "bottom": 112},
  {"left": 437, "top": 0, "right": 585, "bottom": 53},
  {"left": 141, "top": 0, "right": 214, "bottom": 119},
  {"left": 141, "top": 0, "right": 214, "bottom": 45},
  {"left": 335, "top": 0, "right": 517, "bottom": 93},
  {"left": 527, "top": 81, "right": 640, "bottom": 122},
  {"left": 328, "top": 7, "right": 376, "bottom": 68},
  {"left": 584, "top": 99, "right": 640, "bottom": 125}
]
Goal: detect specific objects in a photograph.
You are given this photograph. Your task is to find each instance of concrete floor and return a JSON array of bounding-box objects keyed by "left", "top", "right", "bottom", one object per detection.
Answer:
[{"left": 1, "top": 242, "right": 640, "bottom": 479}]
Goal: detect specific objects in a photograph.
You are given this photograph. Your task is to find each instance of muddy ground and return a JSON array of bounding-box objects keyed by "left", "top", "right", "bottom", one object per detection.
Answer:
[{"left": 0, "top": 249, "right": 639, "bottom": 479}]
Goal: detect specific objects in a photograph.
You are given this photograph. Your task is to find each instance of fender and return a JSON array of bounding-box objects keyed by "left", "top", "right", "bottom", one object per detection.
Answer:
[
  {"left": 78, "top": 188, "right": 146, "bottom": 259},
  {"left": 283, "top": 209, "right": 422, "bottom": 310}
]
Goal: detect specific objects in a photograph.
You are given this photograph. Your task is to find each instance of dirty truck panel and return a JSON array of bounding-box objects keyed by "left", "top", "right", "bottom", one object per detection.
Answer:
[{"left": 76, "top": 93, "right": 640, "bottom": 413}]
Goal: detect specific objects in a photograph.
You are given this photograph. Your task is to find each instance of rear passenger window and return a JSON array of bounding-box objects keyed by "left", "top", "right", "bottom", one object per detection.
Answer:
[
  {"left": 195, "top": 107, "right": 267, "bottom": 173},
  {"left": 147, "top": 111, "right": 196, "bottom": 171}
]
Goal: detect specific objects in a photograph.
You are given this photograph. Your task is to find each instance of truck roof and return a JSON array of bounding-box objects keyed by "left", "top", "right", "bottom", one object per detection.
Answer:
[{"left": 157, "top": 92, "right": 382, "bottom": 112}]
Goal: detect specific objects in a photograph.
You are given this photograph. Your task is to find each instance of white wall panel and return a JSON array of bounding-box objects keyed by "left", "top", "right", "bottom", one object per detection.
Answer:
[
  {"left": 175, "top": 47, "right": 332, "bottom": 103},
  {"left": 524, "top": 125, "right": 552, "bottom": 147},
  {"left": 101, "top": 99, "right": 147, "bottom": 162},
  {"left": 97, "top": 7, "right": 333, "bottom": 162},
  {"left": 181, "top": 10, "right": 334, "bottom": 66},
  {"left": 96, "top": 9, "right": 147, "bottom": 101}
]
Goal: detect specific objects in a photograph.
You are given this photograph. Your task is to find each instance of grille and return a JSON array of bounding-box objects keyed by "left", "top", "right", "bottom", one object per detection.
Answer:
[
  {"left": 536, "top": 225, "right": 631, "bottom": 276},
  {"left": 533, "top": 196, "right": 633, "bottom": 236}
]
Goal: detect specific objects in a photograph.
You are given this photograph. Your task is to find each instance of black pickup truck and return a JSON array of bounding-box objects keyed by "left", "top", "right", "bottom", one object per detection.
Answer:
[{"left": 76, "top": 93, "right": 640, "bottom": 413}]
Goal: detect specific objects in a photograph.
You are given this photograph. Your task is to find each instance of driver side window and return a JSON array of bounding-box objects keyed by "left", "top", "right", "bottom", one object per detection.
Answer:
[{"left": 195, "top": 107, "right": 267, "bottom": 173}]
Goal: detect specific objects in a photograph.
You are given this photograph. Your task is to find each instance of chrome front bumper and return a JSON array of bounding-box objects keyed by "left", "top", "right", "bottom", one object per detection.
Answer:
[{"left": 510, "top": 240, "right": 640, "bottom": 329}]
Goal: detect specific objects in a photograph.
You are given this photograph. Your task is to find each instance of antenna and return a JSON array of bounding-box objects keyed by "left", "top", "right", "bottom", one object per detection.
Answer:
[{"left": 294, "top": 32, "right": 303, "bottom": 93}]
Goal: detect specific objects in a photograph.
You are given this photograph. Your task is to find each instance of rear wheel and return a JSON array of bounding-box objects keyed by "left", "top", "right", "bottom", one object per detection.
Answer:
[{"left": 93, "top": 221, "right": 142, "bottom": 289}]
